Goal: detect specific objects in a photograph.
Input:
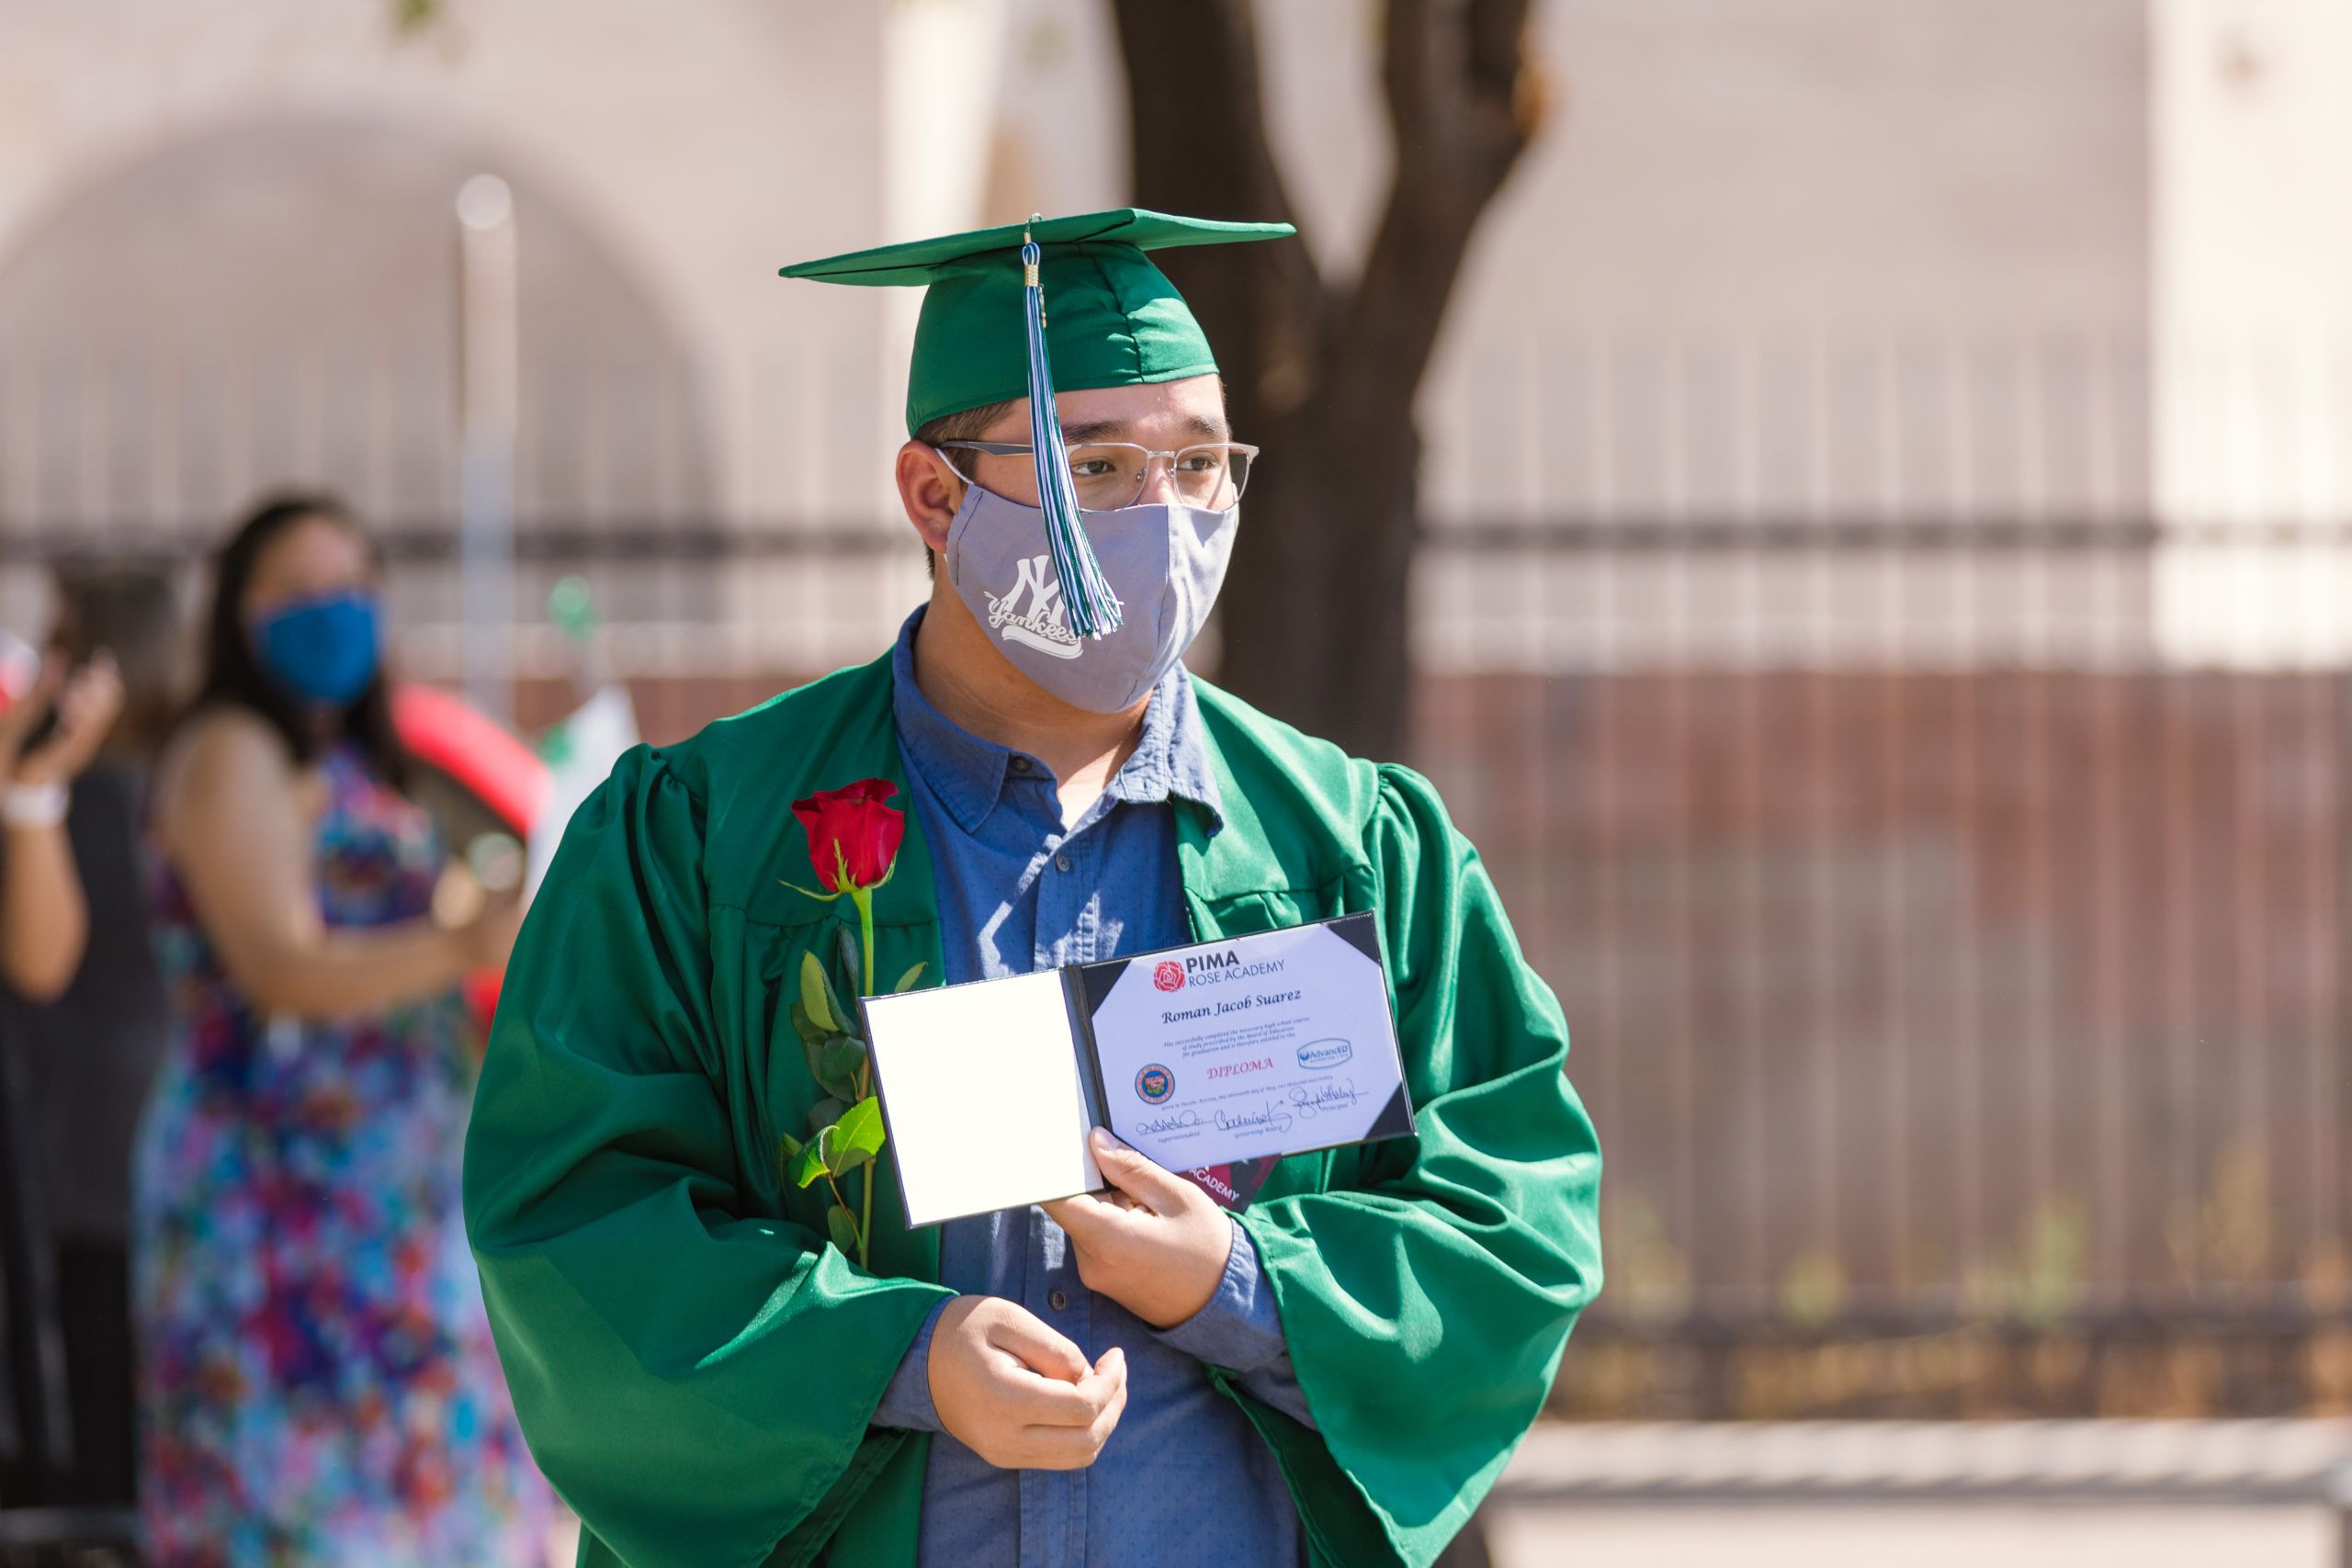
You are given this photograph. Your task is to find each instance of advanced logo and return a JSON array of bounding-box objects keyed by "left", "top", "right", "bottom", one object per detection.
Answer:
[
  {"left": 1134, "top": 1063, "right": 1175, "bottom": 1104},
  {"left": 985, "top": 555, "right": 1084, "bottom": 660},
  {"left": 1297, "top": 1038, "right": 1354, "bottom": 1069},
  {"left": 1152, "top": 960, "right": 1186, "bottom": 993}
]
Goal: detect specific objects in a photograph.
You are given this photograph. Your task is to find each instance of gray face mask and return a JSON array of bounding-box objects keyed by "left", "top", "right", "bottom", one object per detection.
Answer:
[{"left": 943, "top": 477, "right": 1239, "bottom": 714}]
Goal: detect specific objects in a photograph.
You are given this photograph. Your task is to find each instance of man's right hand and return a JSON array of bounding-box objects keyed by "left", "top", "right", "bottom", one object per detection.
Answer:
[{"left": 927, "top": 1295, "right": 1126, "bottom": 1471}]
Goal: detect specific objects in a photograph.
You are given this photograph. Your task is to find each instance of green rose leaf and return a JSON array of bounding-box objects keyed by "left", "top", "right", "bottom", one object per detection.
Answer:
[
  {"left": 893, "top": 961, "right": 928, "bottom": 994},
  {"left": 817, "top": 1035, "right": 867, "bottom": 1091},
  {"left": 804, "top": 1095, "right": 848, "bottom": 1137},
  {"left": 788, "top": 1124, "right": 833, "bottom": 1189},
  {"left": 827, "top": 1096, "right": 887, "bottom": 1179},
  {"left": 826, "top": 1204, "right": 861, "bottom": 1258},
  {"left": 788, "top": 999, "right": 827, "bottom": 1048},
  {"left": 798, "top": 951, "right": 837, "bottom": 1035},
  {"left": 777, "top": 1132, "right": 803, "bottom": 1169}
]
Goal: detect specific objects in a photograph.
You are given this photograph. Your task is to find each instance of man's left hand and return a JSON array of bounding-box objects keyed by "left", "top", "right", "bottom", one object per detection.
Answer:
[{"left": 1041, "top": 1127, "right": 1231, "bottom": 1329}]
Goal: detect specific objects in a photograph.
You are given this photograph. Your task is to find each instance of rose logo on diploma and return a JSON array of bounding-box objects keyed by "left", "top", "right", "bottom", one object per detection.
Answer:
[
  {"left": 1153, "top": 960, "right": 1185, "bottom": 992},
  {"left": 1135, "top": 1064, "right": 1175, "bottom": 1103}
]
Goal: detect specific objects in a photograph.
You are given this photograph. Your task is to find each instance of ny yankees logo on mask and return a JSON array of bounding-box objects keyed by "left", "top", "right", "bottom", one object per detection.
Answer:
[{"left": 985, "top": 556, "right": 1085, "bottom": 660}]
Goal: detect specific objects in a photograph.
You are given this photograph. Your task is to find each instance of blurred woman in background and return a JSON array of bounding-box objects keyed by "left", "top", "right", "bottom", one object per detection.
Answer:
[{"left": 133, "top": 493, "right": 553, "bottom": 1565}]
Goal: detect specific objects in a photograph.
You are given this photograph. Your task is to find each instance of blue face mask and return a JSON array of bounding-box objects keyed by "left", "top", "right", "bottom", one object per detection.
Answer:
[{"left": 251, "top": 591, "right": 382, "bottom": 706}]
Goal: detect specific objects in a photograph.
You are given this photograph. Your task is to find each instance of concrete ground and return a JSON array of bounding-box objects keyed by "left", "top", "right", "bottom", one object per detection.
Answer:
[
  {"left": 1484, "top": 1421, "right": 2352, "bottom": 1567},
  {"left": 1491, "top": 1502, "right": 2330, "bottom": 1567}
]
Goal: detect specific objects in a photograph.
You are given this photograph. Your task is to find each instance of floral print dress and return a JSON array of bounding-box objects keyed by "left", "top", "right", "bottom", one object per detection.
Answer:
[{"left": 131, "top": 742, "right": 552, "bottom": 1567}]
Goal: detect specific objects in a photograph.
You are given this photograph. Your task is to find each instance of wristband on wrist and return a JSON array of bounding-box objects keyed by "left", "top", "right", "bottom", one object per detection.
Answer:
[{"left": 1, "top": 782, "right": 67, "bottom": 829}]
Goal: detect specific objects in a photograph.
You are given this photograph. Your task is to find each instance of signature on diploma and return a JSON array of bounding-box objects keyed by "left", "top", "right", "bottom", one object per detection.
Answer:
[
  {"left": 1214, "top": 1101, "right": 1296, "bottom": 1137},
  {"left": 1139, "top": 1082, "right": 1368, "bottom": 1145},
  {"left": 1284, "top": 1079, "right": 1365, "bottom": 1119}
]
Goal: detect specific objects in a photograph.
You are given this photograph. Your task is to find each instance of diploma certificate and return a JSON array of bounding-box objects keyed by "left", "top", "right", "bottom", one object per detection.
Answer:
[
  {"left": 1075, "top": 915, "right": 1412, "bottom": 1172},
  {"left": 862, "top": 914, "right": 1413, "bottom": 1226}
]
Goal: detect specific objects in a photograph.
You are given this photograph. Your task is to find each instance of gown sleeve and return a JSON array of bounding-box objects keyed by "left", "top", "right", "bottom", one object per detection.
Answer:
[
  {"left": 1227, "top": 761, "right": 1604, "bottom": 1568},
  {"left": 463, "top": 746, "right": 952, "bottom": 1568}
]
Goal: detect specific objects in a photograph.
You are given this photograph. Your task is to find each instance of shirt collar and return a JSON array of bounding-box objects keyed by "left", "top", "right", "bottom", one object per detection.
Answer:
[{"left": 888, "top": 606, "right": 1224, "bottom": 837}]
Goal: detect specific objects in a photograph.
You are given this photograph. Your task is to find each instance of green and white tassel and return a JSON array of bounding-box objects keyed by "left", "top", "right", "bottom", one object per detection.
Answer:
[{"left": 1021, "top": 228, "right": 1123, "bottom": 638}]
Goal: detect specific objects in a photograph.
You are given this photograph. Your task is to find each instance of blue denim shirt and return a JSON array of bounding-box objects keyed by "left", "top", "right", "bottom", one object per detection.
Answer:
[{"left": 871, "top": 608, "right": 1310, "bottom": 1567}]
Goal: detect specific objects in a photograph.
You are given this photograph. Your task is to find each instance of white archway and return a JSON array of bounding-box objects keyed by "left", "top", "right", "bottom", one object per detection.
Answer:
[{"left": 0, "top": 111, "right": 718, "bottom": 537}]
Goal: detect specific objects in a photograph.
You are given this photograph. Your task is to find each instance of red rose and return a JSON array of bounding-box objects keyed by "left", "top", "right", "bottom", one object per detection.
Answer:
[{"left": 792, "top": 778, "right": 905, "bottom": 893}]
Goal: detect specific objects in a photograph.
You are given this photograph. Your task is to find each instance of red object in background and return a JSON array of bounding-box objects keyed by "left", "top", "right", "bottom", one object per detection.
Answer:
[
  {"left": 391, "top": 684, "right": 549, "bottom": 837},
  {"left": 390, "top": 684, "right": 550, "bottom": 1035}
]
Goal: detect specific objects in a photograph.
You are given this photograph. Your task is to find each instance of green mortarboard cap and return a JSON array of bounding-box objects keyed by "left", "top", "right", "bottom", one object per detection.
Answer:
[
  {"left": 779, "top": 208, "right": 1294, "bottom": 435},
  {"left": 780, "top": 209, "right": 1292, "bottom": 641}
]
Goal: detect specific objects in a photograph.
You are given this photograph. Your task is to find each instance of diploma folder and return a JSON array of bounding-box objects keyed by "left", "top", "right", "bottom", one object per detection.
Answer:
[{"left": 860, "top": 913, "right": 1415, "bottom": 1227}]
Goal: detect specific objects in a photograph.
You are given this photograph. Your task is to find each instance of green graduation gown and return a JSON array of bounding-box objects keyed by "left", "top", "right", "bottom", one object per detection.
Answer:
[{"left": 463, "top": 651, "right": 1602, "bottom": 1568}]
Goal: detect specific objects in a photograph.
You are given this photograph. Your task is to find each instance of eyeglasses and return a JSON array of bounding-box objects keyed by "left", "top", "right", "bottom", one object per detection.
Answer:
[{"left": 936, "top": 440, "right": 1259, "bottom": 513}]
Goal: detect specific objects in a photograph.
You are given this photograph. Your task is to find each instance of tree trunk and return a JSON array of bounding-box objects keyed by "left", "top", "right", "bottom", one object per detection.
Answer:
[{"left": 1112, "top": 0, "right": 1545, "bottom": 760}]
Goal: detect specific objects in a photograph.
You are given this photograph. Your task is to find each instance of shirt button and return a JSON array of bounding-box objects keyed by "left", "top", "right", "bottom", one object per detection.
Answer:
[
  {"left": 1010, "top": 756, "right": 1030, "bottom": 773},
  {"left": 1048, "top": 1288, "right": 1069, "bottom": 1312},
  {"left": 1054, "top": 852, "right": 1072, "bottom": 873}
]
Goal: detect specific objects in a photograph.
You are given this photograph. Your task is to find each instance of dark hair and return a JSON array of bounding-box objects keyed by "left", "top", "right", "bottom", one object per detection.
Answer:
[
  {"left": 912, "top": 400, "right": 1019, "bottom": 581},
  {"left": 49, "top": 558, "right": 184, "bottom": 760},
  {"left": 916, "top": 399, "right": 1020, "bottom": 451},
  {"left": 182, "top": 491, "right": 409, "bottom": 790}
]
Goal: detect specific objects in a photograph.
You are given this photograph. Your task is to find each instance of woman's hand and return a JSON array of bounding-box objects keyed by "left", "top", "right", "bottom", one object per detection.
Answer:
[
  {"left": 433, "top": 862, "right": 526, "bottom": 972},
  {"left": 0, "top": 653, "right": 123, "bottom": 788},
  {"left": 458, "top": 887, "right": 526, "bottom": 971}
]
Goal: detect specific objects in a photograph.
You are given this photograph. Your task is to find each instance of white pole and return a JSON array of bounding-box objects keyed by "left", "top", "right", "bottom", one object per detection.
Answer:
[{"left": 457, "top": 173, "right": 518, "bottom": 722}]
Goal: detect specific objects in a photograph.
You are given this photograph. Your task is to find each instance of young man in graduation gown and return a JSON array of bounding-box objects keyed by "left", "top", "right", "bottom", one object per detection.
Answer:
[{"left": 464, "top": 210, "right": 1602, "bottom": 1568}]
